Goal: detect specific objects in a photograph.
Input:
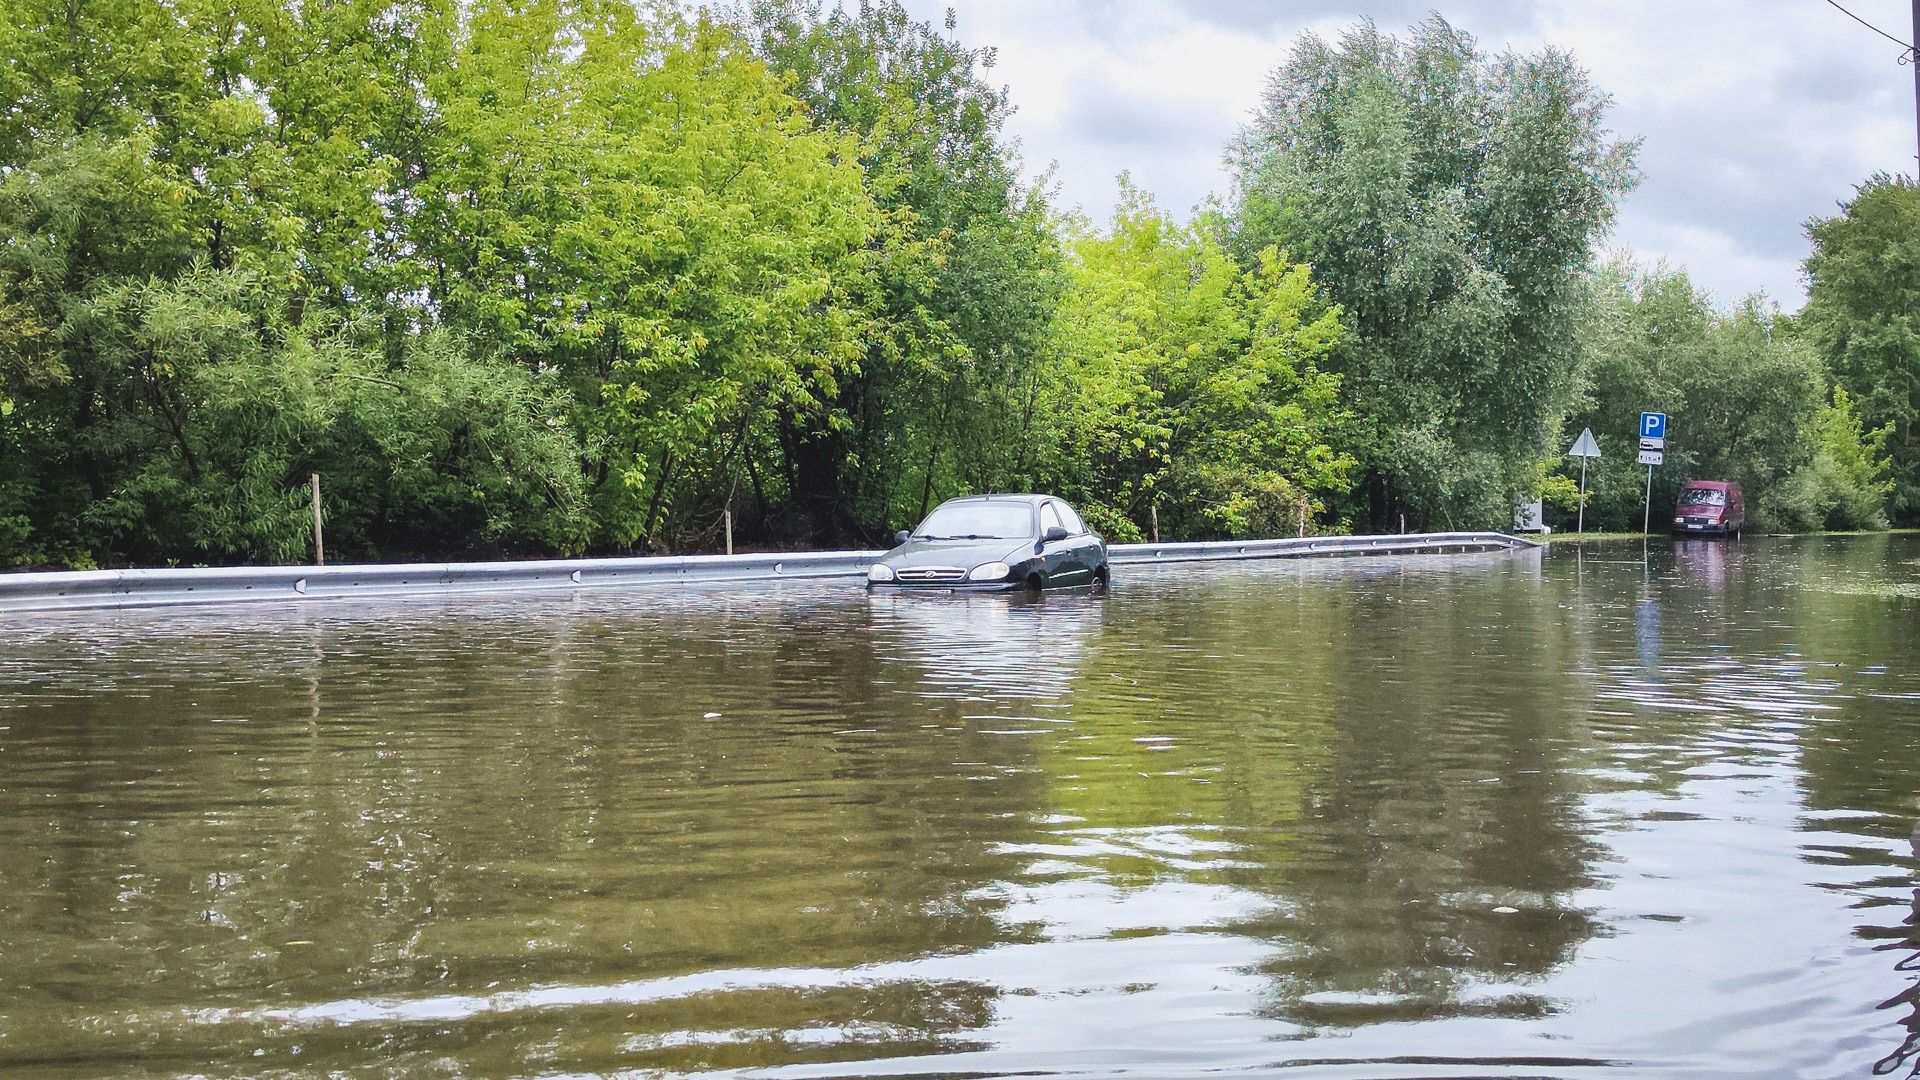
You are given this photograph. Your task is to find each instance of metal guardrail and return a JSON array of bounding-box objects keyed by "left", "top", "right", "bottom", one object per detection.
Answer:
[
  {"left": 1110, "top": 531, "right": 1539, "bottom": 564},
  {"left": 0, "top": 551, "right": 886, "bottom": 614},
  {"left": 0, "top": 532, "right": 1538, "bottom": 614}
]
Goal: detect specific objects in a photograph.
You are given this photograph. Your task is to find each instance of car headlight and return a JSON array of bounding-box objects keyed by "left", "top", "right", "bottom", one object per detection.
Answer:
[
  {"left": 867, "top": 564, "right": 895, "bottom": 582},
  {"left": 967, "top": 561, "right": 1011, "bottom": 582},
  {"left": 1673, "top": 517, "right": 1685, "bottom": 524}
]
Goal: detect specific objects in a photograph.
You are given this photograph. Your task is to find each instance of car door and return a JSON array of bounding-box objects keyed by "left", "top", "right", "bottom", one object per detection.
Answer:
[
  {"left": 1054, "top": 500, "right": 1102, "bottom": 581},
  {"left": 1038, "top": 501, "right": 1082, "bottom": 585}
]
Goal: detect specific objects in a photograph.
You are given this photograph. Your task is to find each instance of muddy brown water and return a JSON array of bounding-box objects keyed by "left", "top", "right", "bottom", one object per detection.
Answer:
[{"left": 1, "top": 536, "right": 1917, "bottom": 1078}]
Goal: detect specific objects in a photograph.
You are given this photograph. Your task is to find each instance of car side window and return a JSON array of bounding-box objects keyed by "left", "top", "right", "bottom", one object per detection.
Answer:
[
  {"left": 1040, "top": 502, "right": 1065, "bottom": 535},
  {"left": 1054, "top": 502, "right": 1085, "bottom": 535}
]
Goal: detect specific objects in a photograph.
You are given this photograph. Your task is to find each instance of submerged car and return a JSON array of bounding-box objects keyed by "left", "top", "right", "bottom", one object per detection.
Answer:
[
  {"left": 867, "top": 494, "right": 1109, "bottom": 591},
  {"left": 1672, "top": 480, "right": 1744, "bottom": 537}
]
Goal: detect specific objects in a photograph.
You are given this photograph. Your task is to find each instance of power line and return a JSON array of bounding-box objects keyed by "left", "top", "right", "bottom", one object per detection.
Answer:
[
  {"left": 1823, "top": 0, "right": 1920, "bottom": 170},
  {"left": 1825, "top": 0, "right": 1916, "bottom": 55}
]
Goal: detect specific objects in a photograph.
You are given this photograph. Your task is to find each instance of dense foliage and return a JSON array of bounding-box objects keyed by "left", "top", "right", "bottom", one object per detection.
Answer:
[
  {"left": 1226, "top": 17, "right": 1639, "bottom": 531},
  {"left": 1803, "top": 176, "right": 1920, "bottom": 526},
  {"left": 1033, "top": 186, "right": 1352, "bottom": 542},
  {"left": 0, "top": 4, "right": 1904, "bottom": 567},
  {"left": 1566, "top": 263, "right": 1823, "bottom": 531}
]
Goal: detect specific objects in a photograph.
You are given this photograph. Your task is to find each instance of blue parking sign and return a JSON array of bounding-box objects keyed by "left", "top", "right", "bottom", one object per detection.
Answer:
[{"left": 1640, "top": 412, "right": 1667, "bottom": 440}]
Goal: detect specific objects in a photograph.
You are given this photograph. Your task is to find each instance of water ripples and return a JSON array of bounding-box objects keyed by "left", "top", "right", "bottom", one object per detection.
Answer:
[{"left": 0, "top": 540, "right": 1917, "bottom": 1076}]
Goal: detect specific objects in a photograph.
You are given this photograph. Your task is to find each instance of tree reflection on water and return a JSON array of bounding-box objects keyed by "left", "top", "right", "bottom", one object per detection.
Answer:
[{"left": 1872, "top": 808, "right": 1920, "bottom": 1078}]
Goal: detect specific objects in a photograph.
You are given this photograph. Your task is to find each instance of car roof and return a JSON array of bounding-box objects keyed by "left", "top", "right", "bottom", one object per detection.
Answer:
[
  {"left": 936, "top": 494, "right": 1053, "bottom": 505},
  {"left": 1681, "top": 480, "right": 1737, "bottom": 490}
]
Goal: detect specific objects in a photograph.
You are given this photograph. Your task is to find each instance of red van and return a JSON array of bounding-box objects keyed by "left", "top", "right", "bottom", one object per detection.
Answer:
[{"left": 1672, "top": 480, "right": 1744, "bottom": 537}]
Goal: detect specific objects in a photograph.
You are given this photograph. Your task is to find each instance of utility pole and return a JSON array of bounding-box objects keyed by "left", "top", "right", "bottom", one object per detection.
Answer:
[{"left": 1912, "top": 0, "right": 1919, "bottom": 170}]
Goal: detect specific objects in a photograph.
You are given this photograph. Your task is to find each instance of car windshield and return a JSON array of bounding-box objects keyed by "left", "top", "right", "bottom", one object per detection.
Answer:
[
  {"left": 1679, "top": 488, "right": 1728, "bottom": 507},
  {"left": 914, "top": 502, "right": 1034, "bottom": 540}
]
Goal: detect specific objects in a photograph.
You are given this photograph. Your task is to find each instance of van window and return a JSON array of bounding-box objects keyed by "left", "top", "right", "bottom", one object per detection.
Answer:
[{"left": 1679, "top": 488, "right": 1727, "bottom": 507}]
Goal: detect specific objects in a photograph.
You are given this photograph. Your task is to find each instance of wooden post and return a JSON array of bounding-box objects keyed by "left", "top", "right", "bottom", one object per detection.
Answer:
[
  {"left": 1298, "top": 498, "right": 1308, "bottom": 537},
  {"left": 723, "top": 506, "right": 734, "bottom": 556},
  {"left": 309, "top": 473, "right": 324, "bottom": 566},
  {"left": 1150, "top": 503, "right": 1159, "bottom": 543}
]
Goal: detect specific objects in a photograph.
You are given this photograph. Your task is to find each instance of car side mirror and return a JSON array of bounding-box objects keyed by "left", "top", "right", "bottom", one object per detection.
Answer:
[
  {"left": 894, "top": 530, "right": 912, "bottom": 545},
  {"left": 1043, "top": 526, "right": 1070, "bottom": 543}
]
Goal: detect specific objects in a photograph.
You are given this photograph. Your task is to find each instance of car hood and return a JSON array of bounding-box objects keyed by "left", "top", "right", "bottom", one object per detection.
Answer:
[{"left": 879, "top": 537, "right": 1035, "bottom": 569}]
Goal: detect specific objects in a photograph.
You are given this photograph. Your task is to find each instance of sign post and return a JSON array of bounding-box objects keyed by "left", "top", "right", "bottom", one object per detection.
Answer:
[
  {"left": 1567, "top": 428, "right": 1601, "bottom": 534},
  {"left": 1638, "top": 413, "right": 1667, "bottom": 535}
]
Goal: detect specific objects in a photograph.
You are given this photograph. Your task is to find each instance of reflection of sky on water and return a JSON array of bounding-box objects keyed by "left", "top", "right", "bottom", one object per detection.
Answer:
[{"left": 866, "top": 590, "right": 1102, "bottom": 704}]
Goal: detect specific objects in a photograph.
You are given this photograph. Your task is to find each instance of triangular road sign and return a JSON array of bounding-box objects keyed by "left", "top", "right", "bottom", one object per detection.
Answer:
[{"left": 1568, "top": 428, "right": 1601, "bottom": 458}]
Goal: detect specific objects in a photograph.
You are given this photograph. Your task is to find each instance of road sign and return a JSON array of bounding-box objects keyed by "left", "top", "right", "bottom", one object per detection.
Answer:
[
  {"left": 1568, "top": 428, "right": 1601, "bottom": 534},
  {"left": 1637, "top": 414, "right": 1667, "bottom": 534}
]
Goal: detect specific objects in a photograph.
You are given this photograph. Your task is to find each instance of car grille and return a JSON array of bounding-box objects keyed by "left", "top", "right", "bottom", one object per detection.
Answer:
[{"left": 894, "top": 566, "right": 967, "bottom": 583}]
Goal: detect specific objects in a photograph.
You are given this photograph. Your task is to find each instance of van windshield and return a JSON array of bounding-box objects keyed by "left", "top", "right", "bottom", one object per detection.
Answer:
[
  {"left": 1678, "top": 488, "right": 1728, "bottom": 507},
  {"left": 914, "top": 502, "right": 1034, "bottom": 540}
]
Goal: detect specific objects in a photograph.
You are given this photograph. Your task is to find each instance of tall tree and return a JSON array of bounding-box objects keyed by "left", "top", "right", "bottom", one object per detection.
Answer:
[
  {"left": 743, "top": 0, "right": 1065, "bottom": 542},
  {"left": 0, "top": 0, "right": 611, "bottom": 563},
  {"left": 410, "top": 1, "right": 879, "bottom": 551},
  {"left": 1803, "top": 174, "right": 1920, "bottom": 524},
  {"left": 1227, "top": 15, "right": 1638, "bottom": 530},
  {"left": 1033, "top": 185, "right": 1353, "bottom": 541}
]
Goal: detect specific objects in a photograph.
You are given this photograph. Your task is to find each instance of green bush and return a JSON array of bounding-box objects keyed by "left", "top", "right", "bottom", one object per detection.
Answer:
[{"left": 1757, "top": 387, "right": 1893, "bottom": 531}]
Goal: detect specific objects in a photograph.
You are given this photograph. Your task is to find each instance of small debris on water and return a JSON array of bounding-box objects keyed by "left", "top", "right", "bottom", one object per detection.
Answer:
[
  {"left": 1492, "top": 905, "right": 1519, "bottom": 914},
  {"left": 702, "top": 712, "right": 722, "bottom": 719}
]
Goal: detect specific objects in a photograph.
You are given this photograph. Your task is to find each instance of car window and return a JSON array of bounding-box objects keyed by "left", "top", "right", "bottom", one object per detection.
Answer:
[
  {"left": 914, "top": 501, "right": 1035, "bottom": 539},
  {"left": 1054, "top": 502, "right": 1085, "bottom": 534},
  {"left": 1040, "top": 503, "right": 1065, "bottom": 535},
  {"left": 1679, "top": 488, "right": 1727, "bottom": 507}
]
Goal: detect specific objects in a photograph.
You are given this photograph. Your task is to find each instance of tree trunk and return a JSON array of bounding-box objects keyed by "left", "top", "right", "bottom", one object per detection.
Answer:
[{"left": 641, "top": 449, "right": 673, "bottom": 549}]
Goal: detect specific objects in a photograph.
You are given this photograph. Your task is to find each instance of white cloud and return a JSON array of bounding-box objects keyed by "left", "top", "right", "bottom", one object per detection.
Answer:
[{"left": 900, "top": 0, "right": 1917, "bottom": 307}]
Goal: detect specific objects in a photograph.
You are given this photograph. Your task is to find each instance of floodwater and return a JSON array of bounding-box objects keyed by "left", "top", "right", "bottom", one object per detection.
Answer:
[{"left": 1, "top": 536, "right": 1917, "bottom": 1079}]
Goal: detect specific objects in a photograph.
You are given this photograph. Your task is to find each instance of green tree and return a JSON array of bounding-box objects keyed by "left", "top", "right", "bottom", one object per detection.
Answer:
[
  {"left": 1803, "top": 174, "right": 1920, "bottom": 524},
  {"left": 411, "top": 2, "right": 878, "bottom": 551},
  {"left": 0, "top": 0, "right": 596, "bottom": 564},
  {"left": 1563, "top": 261, "right": 1825, "bottom": 532},
  {"left": 1227, "top": 15, "right": 1638, "bottom": 530},
  {"left": 743, "top": 0, "right": 1065, "bottom": 541},
  {"left": 1763, "top": 386, "right": 1895, "bottom": 531},
  {"left": 1033, "top": 186, "right": 1353, "bottom": 541}
]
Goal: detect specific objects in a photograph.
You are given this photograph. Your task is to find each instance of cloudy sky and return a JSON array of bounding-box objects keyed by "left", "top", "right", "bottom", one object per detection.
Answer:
[{"left": 895, "top": 0, "right": 1918, "bottom": 309}]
